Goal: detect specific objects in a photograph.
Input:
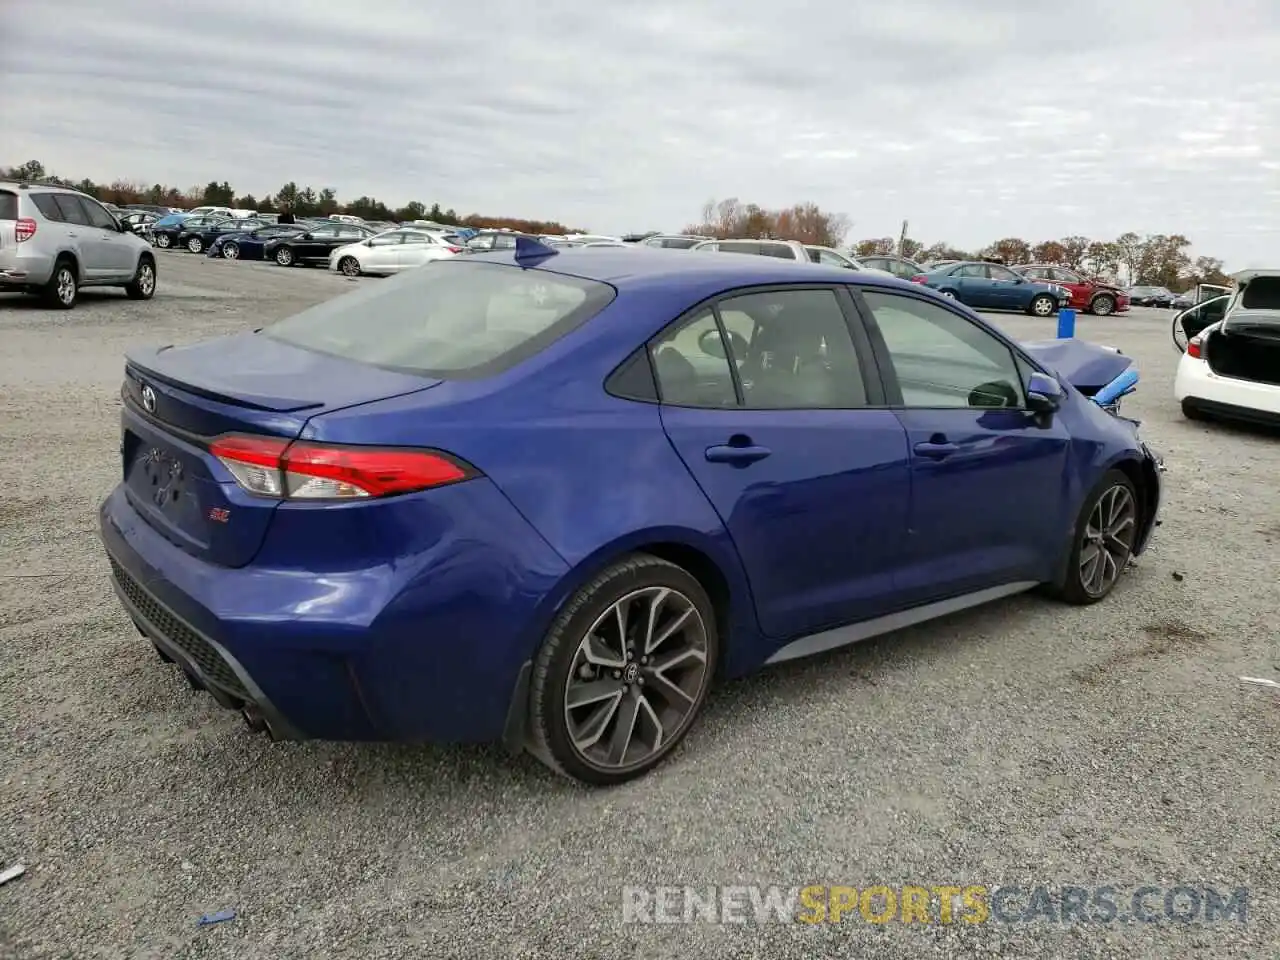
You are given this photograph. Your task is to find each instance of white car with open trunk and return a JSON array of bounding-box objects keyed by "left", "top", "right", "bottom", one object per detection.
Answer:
[{"left": 1174, "top": 268, "right": 1280, "bottom": 427}]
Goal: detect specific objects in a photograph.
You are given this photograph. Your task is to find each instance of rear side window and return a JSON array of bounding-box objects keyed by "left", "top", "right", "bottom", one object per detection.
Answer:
[
  {"left": 1241, "top": 277, "right": 1280, "bottom": 310},
  {"left": 264, "top": 261, "right": 617, "bottom": 379},
  {"left": 31, "top": 194, "right": 64, "bottom": 221},
  {"left": 717, "top": 241, "right": 760, "bottom": 255},
  {"left": 0, "top": 190, "right": 16, "bottom": 220},
  {"left": 52, "top": 195, "right": 92, "bottom": 226}
]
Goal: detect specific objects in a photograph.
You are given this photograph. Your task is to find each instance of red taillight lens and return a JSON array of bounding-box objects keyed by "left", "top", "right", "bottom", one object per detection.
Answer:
[
  {"left": 446, "top": 246, "right": 462, "bottom": 253},
  {"left": 15, "top": 218, "right": 37, "bottom": 242},
  {"left": 209, "top": 434, "right": 474, "bottom": 500},
  {"left": 909, "top": 274, "right": 927, "bottom": 283},
  {"left": 1186, "top": 337, "right": 1203, "bottom": 359}
]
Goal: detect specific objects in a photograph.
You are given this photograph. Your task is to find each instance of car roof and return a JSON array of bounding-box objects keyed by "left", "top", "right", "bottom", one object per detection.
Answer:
[{"left": 465, "top": 245, "right": 920, "bottom": 297}]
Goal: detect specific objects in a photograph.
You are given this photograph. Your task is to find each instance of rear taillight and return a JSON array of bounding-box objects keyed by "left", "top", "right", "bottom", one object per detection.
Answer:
[
  {"left": 209, "top": 434, "right": 475, "bottom": 500},
  {"left": 15, "top": 218, "right": 36, "bottom": 242},
  {"left": 1186, "top": 337, "right": 1203, "bottom": 359},
  {"left": 909, "top": 274, "right": 927, "bottom": 283},
  {"left": 446, "top": 246, "right": 462, "bottom": 253}
]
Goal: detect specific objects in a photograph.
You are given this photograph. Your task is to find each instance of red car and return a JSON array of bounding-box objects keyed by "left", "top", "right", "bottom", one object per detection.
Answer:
[{"left": 1014, "top": 264, "right": 1129, "bottom": 316}]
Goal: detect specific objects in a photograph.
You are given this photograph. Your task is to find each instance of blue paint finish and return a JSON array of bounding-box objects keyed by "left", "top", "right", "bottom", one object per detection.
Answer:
[{"left": 98, "top": 247, "right": 1162, "bottom": 746}]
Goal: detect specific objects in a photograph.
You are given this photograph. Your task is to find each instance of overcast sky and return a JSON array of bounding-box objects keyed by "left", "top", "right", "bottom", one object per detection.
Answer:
[{"left": 4, "top": 0, "right": 1279, "bottom": 266}]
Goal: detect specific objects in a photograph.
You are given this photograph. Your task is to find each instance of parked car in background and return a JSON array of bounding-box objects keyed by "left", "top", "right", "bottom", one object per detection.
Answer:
[
  {"left": 123, "top": 203, "right": 177, "bottom": 216},
  {"left": 99, "top": 241, "right": 1162, "bottom": 785},
  {"left": 640, "top": 235, "right": 710, "bottom": 249},
  {"left": 118, "top": 211, "right": 160, "bottom": 237},
  {"left": 185, "top": 206, "right": 235, "bottom": 219},
  {"left": 857, "top": 254, "right": 927, "bottom": 280},
  {"left": 1170, "top": 290, "right": 1194, "bottom": 310},
  {"left": 180, "top": 217, "right": 268, "bottom": 254},
  {"left": 1013, "top": 264, "right": 1129, "bottom": 316},
  {"left": 208, "top": 223, "right": 308, "bottom": 260},
  {"left": 170, "top": 216, "right": 235, "bottom": 254},
  {"left": 565, "top": 234, "right": 623, "bottom": 244},
  {"left": 1127, "top": 285, "right": 1175, "bottom": 308},
  {"left": 1175, "top": 268, "right": 1280, "bottom": 425},
  {"left": 329, "top": 229, "right": 463, "bottom": 277},
  {"left": 690, "top": 239, "right": 894, "bottom": 276},
  {"left": 264, "top": 222, "right": 376, "bottom": 266},
  {"left": 912, "top": 261, "right": 1071, "bottom": 316},
  {"left": 466, "top": 230, "right": 520, "bottom": 252},
  {"left": 150, "top": 213, "right": 212, "bottom": 249},
  {"left": 0, "top": 180, "right": 158, "bottom": 308},
  {"left": 922, "top": 259, "right": 961, "bottom": 271},
  {"left": 362, "top": 220, "right": 398, "bottom": 233}
]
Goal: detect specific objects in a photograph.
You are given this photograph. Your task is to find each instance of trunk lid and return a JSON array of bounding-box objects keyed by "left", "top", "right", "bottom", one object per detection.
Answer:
[
  {"left": 1020, "top": 338, "right": 1133, "bottom": 394},
  {"left": 122, "top": 332, "right": 440, "bottom": 567}
]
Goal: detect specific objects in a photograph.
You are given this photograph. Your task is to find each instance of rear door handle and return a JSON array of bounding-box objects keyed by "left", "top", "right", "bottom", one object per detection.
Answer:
[
  {"left": 705, "top": 444, "right": 771, "bottom": 465},
  {"left": 913, "top": 440, "right": 959, "bottom": 460}
]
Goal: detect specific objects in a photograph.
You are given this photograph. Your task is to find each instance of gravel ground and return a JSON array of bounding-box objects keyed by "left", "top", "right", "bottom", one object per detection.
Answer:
[{"left": 2, "top": 252, "right": 1277, "bottom": 959}]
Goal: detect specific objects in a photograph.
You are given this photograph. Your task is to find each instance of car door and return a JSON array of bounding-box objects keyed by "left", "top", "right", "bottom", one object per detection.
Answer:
[
  {"left": 1050, "top": 267, "right": 1089, "bottom": 308},
  {"left": 362, "top": 231, "right": 405, "bottom": 272},
  {"left": 80, "top": 197, "right": 136, "bottom": 276},
  {"left": 298, "top": 226, "right": 337, "bottom": 260},
  {"left": 50, "top": 195, "right": 111, "bottom": 279},
  {"left": 652, "top": 285, "right": 913, "bottom": 644},
  {"left": 985, "top": 263, "right": 1027, "bottom": 308},
  {"left": 951, "top": 264, "right": 997, "bottom": 307},
  {"left": 396, "top": 231, "right": 443, "bottom": 270},
  {"left": 855, "top": 288, "right": 1072, "bottom": 602}
]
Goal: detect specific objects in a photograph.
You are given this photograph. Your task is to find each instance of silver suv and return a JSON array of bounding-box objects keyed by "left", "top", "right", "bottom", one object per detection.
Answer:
[{"left": 0, "top": 181, "right": 158, "bottom": 309}]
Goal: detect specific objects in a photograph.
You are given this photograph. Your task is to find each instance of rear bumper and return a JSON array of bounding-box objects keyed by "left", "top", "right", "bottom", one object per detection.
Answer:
[
  {"left": 1175, "top": 356, "right": 1280, "bottom": 419},
  {"left": 0, "top": 250, "right": 54, "bottom": 287},
  {"left": 98, "top": 478, "right": 569, "bottom": 744}
]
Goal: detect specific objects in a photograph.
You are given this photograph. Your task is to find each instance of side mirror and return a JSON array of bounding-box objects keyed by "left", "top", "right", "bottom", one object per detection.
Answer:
[{"left": 1026, "top": 372, "right": 1063, "bottom": 412}]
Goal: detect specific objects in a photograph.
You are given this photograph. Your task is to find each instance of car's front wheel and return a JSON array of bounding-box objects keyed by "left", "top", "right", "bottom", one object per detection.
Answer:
[
  {"left": 1056, "top": 469, "right": 1140, "bottom": 605},
  {"left": 338, "top": 255, "right": 361, "bottom": 277},
  {"left": 154, "top": 233, "right": 172, "bottom": 249},
  {"left": 1091, "top": 294, "right": 1115, "bottom": 316},
  {"left": 1029, "top": 294, "right": 1057, "bottom": 317},
  {"left": 528, "top": 554, "right": 718, "bottom": 785},
  {"left": 125, "top": 257, "right": 156, "bottom": 300}
]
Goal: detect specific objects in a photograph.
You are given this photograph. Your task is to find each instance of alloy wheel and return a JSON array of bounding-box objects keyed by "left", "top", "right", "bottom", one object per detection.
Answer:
[
  {"left": 340, "top": 256, "right": 360, "bottom": 277},
  {"left": 1079, "top": 485, "right": 1136, "bottom": 597},
  {"left": 223, "top": 243, "right": 239, "bottom": 260},
  {"left": 1033, "top": 296, "right": 1055, "bottom": 317},
  {"left": 56, "top": 267, "right": 76, "bottom": 305},
  {"left": 1093, "top": 296, "right": 1114, "bottom": 316},
  {"left": 156, "top": 234, "right": 171, "bottom": 248},
  {"left": 137, "top": 263, "right": 155, "bottom": 296},
  {"left": 563, "top": 586, "right": 709, "bottom": 771},
  {"left": 187, "top": 237, "right": 202, "bottom": 253}
]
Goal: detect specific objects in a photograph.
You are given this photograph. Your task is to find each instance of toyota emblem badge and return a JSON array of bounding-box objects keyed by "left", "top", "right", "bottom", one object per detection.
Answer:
[{"left": 141, "top": 383, "right": 156, "bottom": 413}]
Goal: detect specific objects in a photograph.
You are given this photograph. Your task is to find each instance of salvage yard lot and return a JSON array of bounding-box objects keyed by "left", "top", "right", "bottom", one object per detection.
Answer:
[{"left": 2, "top": 252, "right": 1278, "bottom": 959}]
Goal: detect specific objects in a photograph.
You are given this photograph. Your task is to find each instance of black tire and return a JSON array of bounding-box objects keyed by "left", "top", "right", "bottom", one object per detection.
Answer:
[
  {"left": 338, "top": 256, "right": 361, "bottom": 277},
  {"left": 275, "top": 246, "right": 294, "bottom": 266},
  {"left": 222, "top": 242, "right": 240, "bottom": 260},
  {"left": 125, "top": 256, "right": 157, "bottom": 300},
  {"left": 42, "top": 258, "right": 78, "bottom": 309},
  {"left": 185, "top": 235, "right": 204, "bottom": 254},
  {"left": 154, "top": 233, "right": 172, "bottom": 249},
  {"left": 1090, "top": 294, "right": 1115, "bottom": 316},
  {"left": 1029, "top": 294, "right": 1057, "bottom": 317},
  {"left": 1180, "top": 399, "right": 1206, "bottom": 421},
  {"left": 528, "top": 554, "right": 719, "bottom": 785},
  {"left": 1054, "top": 469, "right": 1140, "bottom": 606},
  {"left": 939, "top": 288, "right": 958, "bottom": 300}
]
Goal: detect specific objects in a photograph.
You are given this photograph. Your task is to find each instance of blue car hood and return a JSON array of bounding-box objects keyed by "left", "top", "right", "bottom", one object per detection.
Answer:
[{"left": 1021, "top": 338, "right": 1133, "bottom": 392}]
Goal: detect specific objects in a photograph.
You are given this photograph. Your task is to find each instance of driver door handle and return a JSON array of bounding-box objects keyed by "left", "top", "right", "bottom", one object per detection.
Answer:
[
  {"left": 705, "top": 443, "right": 772, "bottom": 465},
  {"left": 913, "top": 440, "right": 959, "bottom": 460}
]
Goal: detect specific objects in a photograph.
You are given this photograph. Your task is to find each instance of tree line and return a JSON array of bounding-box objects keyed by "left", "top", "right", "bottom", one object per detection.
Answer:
[
  {"left": 2, "top": 160, "right": 586, "bottom": 237},
  {"left": 686, "top": 197, "right": 1232, "bottom": 291}
]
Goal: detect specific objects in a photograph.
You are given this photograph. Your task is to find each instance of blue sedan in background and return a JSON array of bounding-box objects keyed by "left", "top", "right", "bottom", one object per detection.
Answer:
[
  {"left": 912, "top": 260, "right": 1071, "bottom": 316},
  {"left": 99, "top": 241, "right": 1162, "bottom": 785},
  {"left": 207, "top": 223, "right": 314, "bottom": 260}
]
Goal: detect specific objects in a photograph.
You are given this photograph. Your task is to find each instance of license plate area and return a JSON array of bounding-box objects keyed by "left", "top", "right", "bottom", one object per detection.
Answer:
[{"left": 122, "top": 425, "right": 215, "bottom": 552}]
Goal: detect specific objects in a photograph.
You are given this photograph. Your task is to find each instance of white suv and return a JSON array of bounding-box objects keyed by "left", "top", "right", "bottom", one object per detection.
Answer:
[
  {"left": 0, "top": 181, "right": 158, "bottom": 309},
  {"left": 689, "top": 238, "right": 895, "bottom": 276}
]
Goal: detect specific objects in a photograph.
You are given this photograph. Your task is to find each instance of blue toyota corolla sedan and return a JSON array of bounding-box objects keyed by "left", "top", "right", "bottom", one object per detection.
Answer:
[{"left": 100, "top": 240, "right": 1163, "bottom": 785}]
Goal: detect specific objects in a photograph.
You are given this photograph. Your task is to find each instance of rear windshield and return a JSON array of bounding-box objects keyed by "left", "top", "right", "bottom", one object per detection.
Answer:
[
  {"left": 263, "top": 260, "right": 617, "bottom": 378},
  {"left": 1240, "top": 276, "right": 1280, "bottom": 310},
  {"left": 0, "top": 190, "right": 16, "bottom": 220}
]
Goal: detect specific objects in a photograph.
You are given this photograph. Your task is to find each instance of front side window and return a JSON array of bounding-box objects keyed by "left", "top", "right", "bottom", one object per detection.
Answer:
[
  {"left": 264, "top": 261, "right": 616, "bottom": 378},
  {"left": 80, "top": 198, "right": 118, "bottom": 230},
  {"left": 861, "top": 291, "right": 1025, "bottom": 409}
]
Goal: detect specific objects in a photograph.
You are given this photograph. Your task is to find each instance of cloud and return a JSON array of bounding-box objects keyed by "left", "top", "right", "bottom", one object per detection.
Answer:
[{"left": 3, "top": 0, "right": 1278, "bottom": 265}]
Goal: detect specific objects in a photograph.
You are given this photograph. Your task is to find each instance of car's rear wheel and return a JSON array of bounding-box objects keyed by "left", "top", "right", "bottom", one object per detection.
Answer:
[
  {"left": 154, "top": 233, "right": 172, "bottom": 249},
  {"left": 338, "top": 255, "right": 361, "bottom": 277},
  {"left": 528, "top": 554, "right": 717, "bottom": 785},
  {"left": 1091, "top": 294, "right": 1115, "bottom": 316},
  {"left": 186, "top": 236, "right": 204, "bottom": 254},
  {"left": 275, "top": 247, "right": 294, "bottom": 266},
  {"left": 42, "top": 258, "right": 78, "bottom": 309},
  {"left": 1056, "top": 470, "right": 1139, "bottom": 605},
  {"left": 1029, "top": 294, "right": 1057, "bottom": 317},
  {"left": 1180, "top": 399, "right": 1206, "bottom": 421},
  {"left": 125, "top": 257, "right": 156, "bottom": 300},
  {"left": 939, "top": 289, "right": 957, "bottom": 299},
  {"left": 222, "top": 242, "right": 240, "bottom": 260}
]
